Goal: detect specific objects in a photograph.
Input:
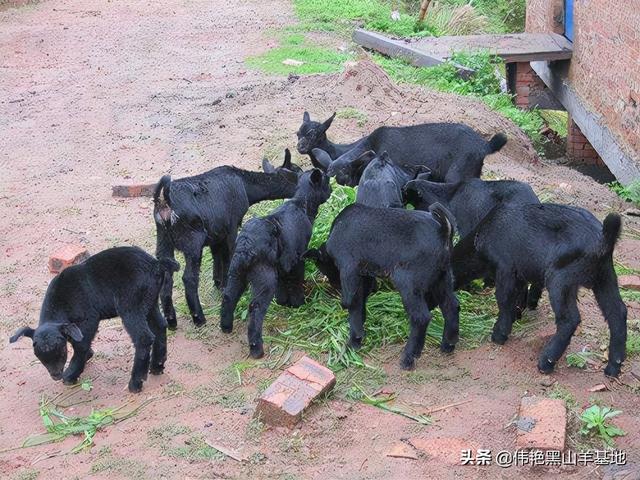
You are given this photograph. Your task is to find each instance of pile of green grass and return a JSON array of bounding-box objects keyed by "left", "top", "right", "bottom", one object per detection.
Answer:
[
  {"left": 185, "top": 182, "right": 535, "bottom": 371},
  {"left": 373, "top": 51, "right": 545, "bottom": 148},
  {"left": 246, "top": 33, "right": 351, "bottom": 76}
]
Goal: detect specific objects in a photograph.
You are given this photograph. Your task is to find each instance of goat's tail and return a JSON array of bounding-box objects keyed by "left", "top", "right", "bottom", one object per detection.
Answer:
[
  {"left": 429, "top": 202, "right": 457, "bottom": 244},
  {"left": 487, "top": 133, "right": 508, "bottom": 153},
  {"left": 601, "top": 213, "right": 622, "bottom": 258},
  {"left": 157, "top": 257, "right": 181, "bottom": 275},
  {"left": 154, "top": 175, "right": 172, "bottom": 206}
]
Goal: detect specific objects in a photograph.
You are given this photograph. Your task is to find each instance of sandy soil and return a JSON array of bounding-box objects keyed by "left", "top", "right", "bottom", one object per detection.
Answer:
[{"left": 1, "top": 1, "right": 639, "bottom": 479}]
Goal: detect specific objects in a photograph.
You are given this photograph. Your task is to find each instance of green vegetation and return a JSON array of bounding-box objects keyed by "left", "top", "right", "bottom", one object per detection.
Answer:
[
  {"left": 246, "top": 33, "right": 351, "bottom": 76},
  {"left": 147, "top": 424, "right": 224, "bottom": 462},
  {"left": 608, "top": 180, "right": 640, "bottom": 205},
  {"left": 336, "top": 107, "right": 368, "bottom": 127},
  {"left": 540, "top": 110, "right": 568, "bottom": 138},
  {"left": 579, "top": 405, "right": 626, "bottom": 447},
  {"left": 565, "top": 350, "right": 605, "bottom": 369},
  {"left": 373, "top": 51, "right": 545, "bottom": 147},
  {"left": 90, "top": 455, "right": 147, "bottom": 479},
  {"left": 547, "top": 384, "right": 577, "bottom": 409},
  {"left": 627, "top": 331, "right": 640, "bottom": 357}
]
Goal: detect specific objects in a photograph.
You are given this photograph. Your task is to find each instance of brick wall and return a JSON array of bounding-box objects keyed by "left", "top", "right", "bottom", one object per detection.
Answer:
[
  {"left": 566, "top": 116, "right": 604, "bottom": 166},
  {"left": 526, "top": 0, "right": 640, "bottom": 170},
  {"left": 513, "top": 62, "right": 546, "bottom": 108}
]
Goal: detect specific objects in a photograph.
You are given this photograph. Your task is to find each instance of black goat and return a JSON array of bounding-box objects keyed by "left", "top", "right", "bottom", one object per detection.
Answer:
[
  {"left": 452, "top": 204, "right": 627, "bottom": 377},
  {"left": 306, "top": 203, "right": 460, "bottom": 370},
  {"left": 403, "top": 177, "right": 543, "bottom": 310},
  {"left": 154, "top": 150, "right": 301, "bottom": 329},
  {"left": 296, "top": 112, "right": 507, "bottom": 185},
  {"left": 9, "top": 247, "right": 180, "bottom": 393},
  {"left": 220, "top": 169, "right": 331, "bottom": 358}
]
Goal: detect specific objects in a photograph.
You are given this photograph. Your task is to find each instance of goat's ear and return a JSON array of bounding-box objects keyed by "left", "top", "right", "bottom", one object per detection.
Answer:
[
  {"left": 303, "top": 111, "right": 311, "bottom": 123},
  {"left": 282, "top": 148, "right": 292, "bottom": 170},
  {"left": 352, "top": 150, "right": 377, "bottom": 173},
  {"left": 262, "top": 157, "right": 276, "bottom": 174},
  {"left": 9, "top": 326, "right": 35, "bottom": 343},
  {"left": 380, "top": 151, "right": 390, "bottom": 164},
  {"left": 60, "top": 323, "right": 83, "bottom": 342},
  {"left": 312, "top": 148, "right": 332, "bottom": 170},
  {"left": 320, "top": 112, "right": 336, "bottom": 132},
  {"left": 415, "top": 168, "right": 432, "bottom": 180},
  {"left": 310, "top": 169, "right": 323, "bottom": 185}
]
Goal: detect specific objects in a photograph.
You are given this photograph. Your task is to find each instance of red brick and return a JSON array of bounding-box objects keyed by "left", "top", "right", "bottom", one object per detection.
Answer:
[
  {"left": 255, "top": 356, "right": 335, "bottom": 428},
  {"left": 619, "top": 275, "right": 640, "bottom": 291},
  {"left": 112, "top": 182, "right": 156, "bottom": 198},
  {"left": 516, "top": 397, "right": 566, "bottom": 451},
  {"left": 48, "top": 244, "right": 90, "bottom": 274}
]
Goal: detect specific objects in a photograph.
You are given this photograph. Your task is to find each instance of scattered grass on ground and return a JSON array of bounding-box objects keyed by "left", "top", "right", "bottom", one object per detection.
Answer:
[
  {"left": 90, "top": 455, "right": 147, "bottom": 479},
  {"left": 547, "top": 384, "right": 577, "bottom": 409},
  {"left": 336, "top": 107, "right": 368, "bottom": 127},
  {"left": 10, "top": 470, "right": 39, "bottom": 480},
  {"left": 147, "top": 424, "right": 224, "bottom": 462},
  {"left": 539, "top": 110, "right": 568, "bottom": 138},
  {"left": 608, "top": 180, "right": 640, "bottom": 206},
  {"left": 246, "top": 33, "right": 351, "bottom": 76}
]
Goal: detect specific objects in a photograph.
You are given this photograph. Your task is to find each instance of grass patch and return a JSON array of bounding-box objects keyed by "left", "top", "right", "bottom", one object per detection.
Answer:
[
  {"left": 90, "top": 455, "right": 147, "bottom": 479},
  {"left": 627, "top": 331, "right": 640, "bottom": 357},
  {"left": 246, "top": 33, "right": 351, "bottom": 76},
  {"left": 147, "top": 424, "right": 224, "bottom": 462},
  {"left": 336, "top": 107, "right": 368, "bottom": 127},
  {"left": 373, "top": 51, "right": 545, "bottom": 148},
  {"left": 10, "top": 470, "right": 39, "bottom": 480},
  {"left": 539, "top": 110, "right": 568, "bottom": 138},
  {"left": 548, "top": 384, "right": 577, "bottom": 409},
  {"left": 608, "top": 180, "right": 640, "bottom": 206}
]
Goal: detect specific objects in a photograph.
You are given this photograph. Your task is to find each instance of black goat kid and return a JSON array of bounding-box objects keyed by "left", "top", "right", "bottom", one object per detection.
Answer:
[
  {"left": 452, "top": 204, "right": 627, "bottom": 377},
  {"left": 9, "top": 247, "right": 180, "bottom": 393},
  {"left": 297, "top": 111, "right": 507, "bottom": 185},
  {"left": 307, "top": 203, "right": 460, "bottom": 370},
  {"left": 154, "top": 150, "right": 301, "bottom": 329},
  {"left": 220, "top": 169, "right": 331, "bottom": 358}
]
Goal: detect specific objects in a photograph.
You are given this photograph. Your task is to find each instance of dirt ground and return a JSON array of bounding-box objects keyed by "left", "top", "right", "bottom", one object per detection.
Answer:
[{"left": 1, "top": 1, "right": 639, "bottom": 479}]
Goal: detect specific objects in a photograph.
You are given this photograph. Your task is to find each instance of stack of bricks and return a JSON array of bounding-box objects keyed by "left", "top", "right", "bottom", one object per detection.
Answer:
[
  {"left": 566, "top": 117, "right": 604, "bottom": 166},
  {"left": 514, "top": 62, "right": 546, "bottom": 109}
]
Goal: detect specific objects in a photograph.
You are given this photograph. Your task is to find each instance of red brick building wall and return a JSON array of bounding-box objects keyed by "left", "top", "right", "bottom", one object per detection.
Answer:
[{"left": 526, "top": 0, "right": 640, "bottom": 169}]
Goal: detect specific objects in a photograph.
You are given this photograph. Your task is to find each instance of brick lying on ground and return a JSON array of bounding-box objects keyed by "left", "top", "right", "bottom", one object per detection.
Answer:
[
  {"left": 516, "top": 396, "right": 566, "bottom": 451},
  {"left": 618, "top": 275, "right": 640, "bottom": 292},
  {"left": 112, "top": 183, "right": 157, "bottom": 198},
  {"left": 48, "top": 244, "right": 90, "bottom": 274},
  {"left": 255, "top": 356, "right": 336, "bottom": 428}
]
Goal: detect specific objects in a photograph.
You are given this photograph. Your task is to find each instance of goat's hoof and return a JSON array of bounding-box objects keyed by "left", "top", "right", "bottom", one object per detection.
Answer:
[
  {"left": 166, "top": 317, "right": 178, "bottom": 330},
  {"left": 220, "top": 324, "right": 233, "bottom": 334},
  {"left": 491, "top": 331, "right": 508, "bottom": 345},
  {"left": 128, "top": 380, "right": 144, "bottom": 393},
  {"left": 604, "top": 363, "right": 621, "bottom": 378},
  {"left": 192, "top": 316, "right": 207, "bottom": 327},
  {"left": 86, "top": 348, "right": 94, "bottom": 361},
  {"left": 347, "top": 338, "right": 363, "bottom": 350},
  {"left": 440, "top": 342, "right": 456, "bottom": 354},
  {"left": 400, "top": 357, "right": 416, "bottom": 371},
  {"left": 537, "top": 358, "right": 555, "bottom": 374},
  {"left": 62, "top": 376, "right": 79, "bottom": 386},
  {"left": 149, "top": 365, "right": 164, "bottom": 375},
  {"left": 249, "top": 345, "right": 265, "bottom": 359}
]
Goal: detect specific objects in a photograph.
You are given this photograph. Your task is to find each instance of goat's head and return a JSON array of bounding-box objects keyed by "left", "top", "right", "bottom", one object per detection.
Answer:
[
  {"left": 296, "top": 112, "right": 335, "bottom": 155},
  {"left": 262, "top": 148, "right": 303, "bottom": 185},
  {"left": 296, "top": 168, "right": 332, "bottom": 205},
  {"left": 10, "top": 323, "right": 84, "bottom": 381},
  {"left": 314, "top": 148, "right": 376, "bottom": 187},
  {"left": 402, "top": 178, "right": 447, "bottom": 210}
]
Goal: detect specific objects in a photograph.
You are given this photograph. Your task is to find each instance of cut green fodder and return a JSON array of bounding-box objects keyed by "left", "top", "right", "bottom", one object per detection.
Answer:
[
  {"left": 246, "top": 34, "right": 351, "bottom": 76},
  {"left": 356, "top": 386, "right": 432, "bottom": 424},
  {"left": 566, "top": 349, "right": 606, "bottom": 369}
]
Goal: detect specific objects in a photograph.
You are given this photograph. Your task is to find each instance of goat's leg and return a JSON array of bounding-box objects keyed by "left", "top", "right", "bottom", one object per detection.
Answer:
[
  {"left": 340, "top": 272, "right": 367, "bottom": 350},
  {"left": 593, "top": 264, "right": 627, "bottom": 377},
  {"left": 62, "top": 320, "right": 98, "bottom": 385},
  {"left": 211, "top": 245, "right": 225, "bottom": 290},
  {"left": 247, "top": 264, "right": 276, "bottom": 359},
  {"left": 278, "top": 261, "right": 306, "bottom": 308},
  {"left": 182, "top": 249, "right": 206, "bottom": 326},
  {"left": 394, "top": 272, "right": 431, "bottom": 369},
  {"left": 538, "top": 281, "right": 580, "bottom": 374},
  {"left": 527, "top": 282, "right": 544, "bottom": 310},
  {"left": 437, "top": 273, "right": 460, "bottom": 354},
  {"left": 122, "top": 312, "right": 155, "bottom": 393},
  {"left": 220, "top": 269, "right": 248, "bottom": 333},
  {"left": 149, "top": 305, "right": 167, "bottom": 375},
  {"left": 156, "top": 223, "right": 177, "bottom": 329},
  {"left": 491, "top": 268, "right": 522, "bottom": 345}
]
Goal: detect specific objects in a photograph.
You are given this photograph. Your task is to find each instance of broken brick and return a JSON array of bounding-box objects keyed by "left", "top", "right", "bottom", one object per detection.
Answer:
[
  {"left": 112, "top": 182, "right": 156, "bottom": 198},
  {"left": 619, "top": 275, "right": 640, "bottom": 291},
  {"left": 516, "top": 396, "right": 566, "bottom": 451},
  {"left": 255, "top": 356, "right": 335, "bottom": 428},
  {"left": 386, "top": 442, "right": 418, "bottom": 460},
  {"left": 48, "top": 244, "right": 89, "bottom": 274}
]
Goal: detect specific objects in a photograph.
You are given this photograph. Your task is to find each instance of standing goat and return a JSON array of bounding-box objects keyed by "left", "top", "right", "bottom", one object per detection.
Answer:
[
  {"left": 9, "top": 247, "right": 179, "bottom": 393},
  {"left": 296, "top": 111, "right": 507, "bottom": 185},
  {"left": 220, "top": 169, "right": 331, "bottom": 358},
  {"left": 153, "top": 151, "right": 301, "bottom": 329},
  {"left": 452, "top": 204, "right": 627, "bottom": 377},
  {"left": 306, "top": 203, "right": 460, "bottom": 370}
]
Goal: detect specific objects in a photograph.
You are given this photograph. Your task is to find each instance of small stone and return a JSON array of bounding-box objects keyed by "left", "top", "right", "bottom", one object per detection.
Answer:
[
  {"left": 386, "top": 442, "right": 418, "bottom": 460},
  {"left": 112, "top": 183, "right": 156, "bottom": 198}
]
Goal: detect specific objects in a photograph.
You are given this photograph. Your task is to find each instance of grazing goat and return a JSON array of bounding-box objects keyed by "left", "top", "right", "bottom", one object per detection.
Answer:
[
  {"left": 452, "top": 203, "right": 627, "bottom": 377},
  {"left": 296, "top": 111, "right": 507, "bottom": 185},
  {"left": 306, "top": 203, "right": 460, "bottom": 370},
  {"left": 403, "top": 177, "right": 543, "bottom": 310},
  {"left": 9, "top": 247, "right": 180, "bottom": 393},
  {"left": 220, "top": 169, "right": 331, "bottom": 358},
  {"left": 154, "top": 150, "right": 301, "bottom": 329}
]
